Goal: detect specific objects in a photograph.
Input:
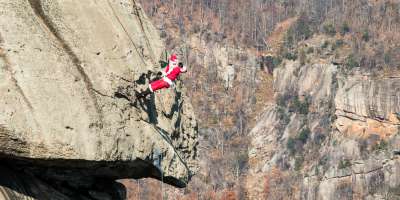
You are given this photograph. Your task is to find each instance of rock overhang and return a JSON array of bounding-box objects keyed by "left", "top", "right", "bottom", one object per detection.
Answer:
[{"left": 0, "top": 0, "right": 198, "bottom": 190}]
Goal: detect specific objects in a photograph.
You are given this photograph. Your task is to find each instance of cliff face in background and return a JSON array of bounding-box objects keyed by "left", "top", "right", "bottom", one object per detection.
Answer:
[
  {"left": 0, "top": 0, "right": 198, "bottom": 199},
  {"left": 247, "top": 35, "right": 400, "bottom": 199},
  {"left": 131, "top": 0, "right": 400, "bottom": 199}
]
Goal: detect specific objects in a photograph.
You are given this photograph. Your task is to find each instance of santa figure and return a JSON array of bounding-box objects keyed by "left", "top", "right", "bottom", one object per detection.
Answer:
[{"left": 137, "top": 53, "right": 187, "bottom": 98}]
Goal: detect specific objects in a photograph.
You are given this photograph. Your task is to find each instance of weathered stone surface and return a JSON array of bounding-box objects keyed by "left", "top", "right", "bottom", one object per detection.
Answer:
[
  {"left": 335, "top": 75, "right": 400, "bottom": 139},
  {"left": 247, "top": 52, "right": 400, "bottom": 199},
  {"left": 0, "top": 0, "right": 198, "bottom": 198},
  {"left": 335, "top": 76, "right": 400, "bottom": 123},
  {"left": 274, "top": 60, "right": 338, "bottom": 111}
]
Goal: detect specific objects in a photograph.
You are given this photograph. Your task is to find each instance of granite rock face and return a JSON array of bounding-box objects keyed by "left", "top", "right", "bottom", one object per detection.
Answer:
[
  {"left": 335, "top": 75, "right": 400, "bottom": 139},
  {"left": 247, "top": 54, "right": 400, "bottom": 199},
  {"left": 0, "top": 0, "right": 198, "bottom": 199}
]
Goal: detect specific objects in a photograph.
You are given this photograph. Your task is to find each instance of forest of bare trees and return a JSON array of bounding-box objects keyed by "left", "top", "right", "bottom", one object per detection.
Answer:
[
  {"left": 133, "top": 0, "right": 399, "bottom": 199},
  {"left": 140, "top": 0, "right": 399, "bottom": 70}
]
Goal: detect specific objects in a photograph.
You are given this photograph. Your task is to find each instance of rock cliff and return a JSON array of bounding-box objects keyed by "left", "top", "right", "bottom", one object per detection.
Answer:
[
  {"left": 247, "top": 36, "right": 400, "bottom": 199},
  {"left": 0, "top": 0, "right": 198, "bottom": 199},
  {"left": 120, "top": 0, "right": 400, "bottom": 198}
]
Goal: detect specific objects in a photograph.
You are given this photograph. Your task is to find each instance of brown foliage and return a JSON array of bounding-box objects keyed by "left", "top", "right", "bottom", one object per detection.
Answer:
[
  {"left": 130, "top": 0, "right": 400, "bottom": 199},
  {"left": 220, "top": 189, "right": 237, "bottom": 200}
]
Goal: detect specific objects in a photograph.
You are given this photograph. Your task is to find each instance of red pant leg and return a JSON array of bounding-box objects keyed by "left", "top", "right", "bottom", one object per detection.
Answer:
[{"left": 150, "top": 79, "right": 170, "bottom": 92}]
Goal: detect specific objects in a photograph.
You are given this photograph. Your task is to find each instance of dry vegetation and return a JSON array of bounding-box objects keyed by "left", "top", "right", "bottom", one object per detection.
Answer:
[{"left": 128, "top": 0, "right": 400, "bottom": 199}]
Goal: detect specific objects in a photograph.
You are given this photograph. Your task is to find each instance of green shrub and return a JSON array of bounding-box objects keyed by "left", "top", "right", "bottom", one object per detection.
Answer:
[
  {"left": 298, "top": 128, "right": 310, "bottom": 144},
  {"left": 373, "top": 140, "right": 388, "bottom": 152},
  {"left": 276, "top": 95, "right": 287, "bottom": 107},
  {"left": 340, "top": 22, "right": 350, "bottom": 35},
  {"left": 295, "top": 18, "right": 312, "bottom": 40},
  {"left": 323, "top": 23, "right": 336, "bottom": 36},
  {"left": 319, "top": 155, "right": 329, "bottom": 166},
  {"left": 295, "top": 155, "right": 304, "bottom": 171},
  {"left": 345, "top": 54, "right": 360, "bottom": 70},
  {"left": 236, "top": 150, "right": 249, "bottom": 171},
  {"left": 283, "top": 51, "right": 298, "bottom": 60},
  {"left": 307, "top": 47, "right": 314, "bottom": 54},
  {"left": 362, "top": 29, "right": 370, "bottom": 42},
  {"left": 290, "top": 95, "right": 310, "bottom": 115},
  {"left": 283, "top": 15, "right": 313, "bottom": 49},
  {"left": 289, "top": 96, "right": 300, "bottom": 112},
  {"left": 384, "top": 53, "right": 391, "bottom": 65},
  {"left": 314, "top": 133, "right": 326, "bottom": 144},
  {"left": 284, "top": 33, "right": 295, "bottom": 49},
  {"left": 287, "top": 127, "right": 311, "bottom": 155},
  {"left": 332, "top": 39, "right": 344, "bottom": 50},
  {"left": 287, "top": 138, "right": 296, "bottom": 153},
  {"left": 272, "top": 56, "right": 283, "bottom": 67},
  {"left": 277, "top": 107, "right": 290, "bottom": 125},
  {"left": 321, "top": 41, "right": 329, "bottom": 49},
  {"left": 299, "top": 48, "right": 307, "bottom": 65},
  {"left": 338, "top": 159, "right": 351, "bottom": 169}
]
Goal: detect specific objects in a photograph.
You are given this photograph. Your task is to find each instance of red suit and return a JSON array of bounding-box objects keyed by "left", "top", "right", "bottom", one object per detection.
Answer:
[{"left": 149, "top": 54, "right": 187, "bottom": 92}]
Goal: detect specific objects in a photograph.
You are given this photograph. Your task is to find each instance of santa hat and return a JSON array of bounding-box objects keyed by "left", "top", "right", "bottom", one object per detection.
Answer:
[{"left": 169, "top": 54, "right": 178, "bottom": 62}]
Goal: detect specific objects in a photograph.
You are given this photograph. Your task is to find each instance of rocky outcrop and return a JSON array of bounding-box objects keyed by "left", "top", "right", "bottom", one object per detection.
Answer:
[
  {"left": 247, "top": 39, "right": 400, "bottom": 199},
  {"left": 0, "top": 0, "right": 198, "bottom": 199},
  {"left": 335, "top": 75, "right": 400, "bottom": 139}
]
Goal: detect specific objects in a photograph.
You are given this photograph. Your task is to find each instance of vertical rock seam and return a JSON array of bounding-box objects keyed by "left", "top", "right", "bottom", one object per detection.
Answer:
[
  {"left": 27, "top": 0, "right": 104, "bottom": 122},
  {"left": 0, "top": 35, "right": 41, "bottom": 130},
  {"left": 0, "top": 49, "right": 34, "bottom": 112},
  {"left": 106, "top": 0, "right": 147, "bottom": 65},
  {"left": 131, "top": 0, "right": 157, "bottom": 63}
]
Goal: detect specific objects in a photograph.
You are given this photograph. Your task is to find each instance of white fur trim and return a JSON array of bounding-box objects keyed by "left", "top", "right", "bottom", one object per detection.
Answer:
[
  {"left": 181, "top": 66, "right": 187, "bottom": 72},
  {"left": 163, "top": 77, "right": 173, "bottom": 86},
  {"left": 166, "top": 65, "right": 175, "bottom": 75},
  {"left": 149, "top": 84, "right": 153, "bottom": 92}
]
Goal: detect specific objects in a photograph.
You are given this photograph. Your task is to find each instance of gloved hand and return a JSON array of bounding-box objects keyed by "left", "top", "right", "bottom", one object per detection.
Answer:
[
  {"left": 170, "top": 82, "right": 176, "bottom": 89},
  {"left": 178, "top": 62, "right": 183, "bottom": 67},
  {"left": 150, "top": 72, "right": 163, "bottom": 82}
]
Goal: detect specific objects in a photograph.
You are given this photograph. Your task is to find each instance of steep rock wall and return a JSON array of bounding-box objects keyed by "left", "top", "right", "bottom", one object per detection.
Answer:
[
  {"left": 0, "top": 0, "right": 198, "bottom": 199},
  {"left": 247, "top": 42, "right": 400, "bottom": 199}
]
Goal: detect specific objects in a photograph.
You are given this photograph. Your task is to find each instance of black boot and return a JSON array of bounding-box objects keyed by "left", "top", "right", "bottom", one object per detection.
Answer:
[{"left": 136, "top": 88, "right": 152, "bottom": 98}]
